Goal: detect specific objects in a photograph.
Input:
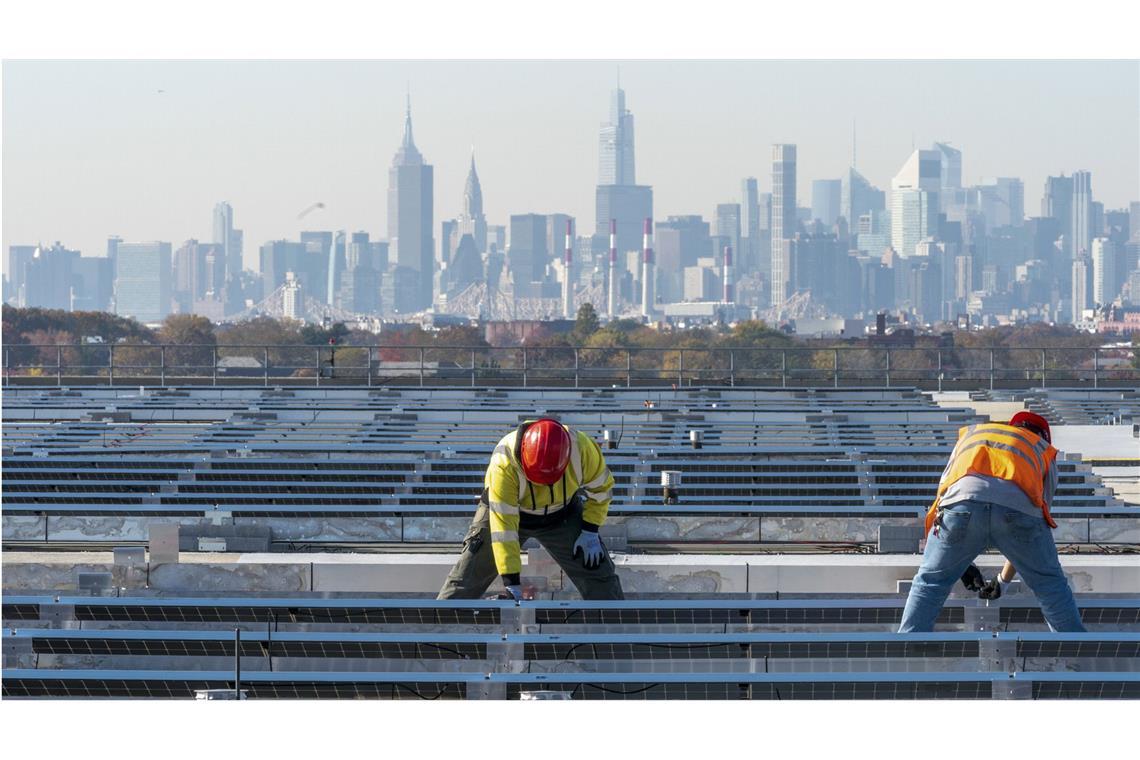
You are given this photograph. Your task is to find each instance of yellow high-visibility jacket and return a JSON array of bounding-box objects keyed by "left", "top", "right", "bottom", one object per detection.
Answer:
[
  {"left": 485, "top": 424, "right": 614, "bottom": 580},
  {"left": 925, "top": 422, "right": 1058, "bottom": 536}
]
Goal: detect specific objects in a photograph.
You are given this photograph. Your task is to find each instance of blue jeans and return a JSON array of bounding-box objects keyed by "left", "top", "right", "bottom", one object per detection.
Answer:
[{"left": 899, "top": 499, "right": 1086, "bottom": 632}]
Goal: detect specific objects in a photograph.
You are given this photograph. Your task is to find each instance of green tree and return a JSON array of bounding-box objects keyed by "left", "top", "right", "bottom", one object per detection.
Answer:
[{"left": 572, "top": 302, "right": 600, "bottom": 344}]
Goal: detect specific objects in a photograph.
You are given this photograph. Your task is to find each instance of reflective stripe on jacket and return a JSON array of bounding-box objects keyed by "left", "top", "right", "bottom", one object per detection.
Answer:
[
  {"left": 486, "top": 426, "right": 614, "bottom": 577},
  {"left": 924, "top": 422, "right": 1058, "bottom": 537}
]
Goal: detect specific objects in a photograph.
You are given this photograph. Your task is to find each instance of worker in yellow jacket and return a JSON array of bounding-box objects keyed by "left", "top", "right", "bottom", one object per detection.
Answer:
[
  {"left": 899, "top": 411, "right": 1085, "bottom": 632},
  {"left": 437, "top": 418, "right": 624, "bottom": 600}
]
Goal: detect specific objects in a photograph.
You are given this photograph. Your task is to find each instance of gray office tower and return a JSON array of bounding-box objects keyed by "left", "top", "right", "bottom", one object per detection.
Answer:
[
  {"left": 387, "top": 99, "right": 435, "bottom": 312},
  {"left": 770, "top": 144, "right": 797, "bottom": 309},
  {"left": 1042, "top": 175, "right": 1075, "bottom": 256},
  {"left": 715, "top": 203, "right": 741, "bottom": 274},
  {"left": 595, "top": 86, "right": 652, "bottom": 260},
  {"left": 114, "top": 241, "right": 172, "bottom": 323},
  {"left": 841, "top": 169, "right": 885, "bottom": 232},
  {"left": 1071, "top": 171, "right": 1093, "bottom": 256},
  {"left": 212, "top": 201, "right": 242, "bottom": 278},
  {"left": 741, "top": 178, "right": 760, "bottom": 271},
  {"left": 811, "top": 180, "right": 842, "bottom": 227}
]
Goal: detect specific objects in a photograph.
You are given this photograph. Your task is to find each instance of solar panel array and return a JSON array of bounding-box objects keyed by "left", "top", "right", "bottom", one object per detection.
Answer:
[
  {"left": 2, "top": 387, "right": 1132, "bottom": 548},
  {"left": 4, "top": 385, "right": 1138, "bottom": 699},
  {"left": 4, "top": 597, "right": 1139, "bottom": 699}
]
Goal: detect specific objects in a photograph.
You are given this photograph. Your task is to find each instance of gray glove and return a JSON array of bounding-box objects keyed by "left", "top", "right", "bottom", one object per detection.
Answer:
[{"left": 573, "top": 531, "right": 605, "bottom": 570}]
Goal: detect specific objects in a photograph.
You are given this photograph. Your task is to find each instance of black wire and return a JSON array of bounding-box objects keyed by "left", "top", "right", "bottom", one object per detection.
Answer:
[
  {"left": 420, "top": 642, "right": 470, "bottom": 659},
  {"left": 395, "top": 682, "right": 447, "bottom": 700},
  {"left": 587, "top": 682, "right": 660, "bottom": 696}
]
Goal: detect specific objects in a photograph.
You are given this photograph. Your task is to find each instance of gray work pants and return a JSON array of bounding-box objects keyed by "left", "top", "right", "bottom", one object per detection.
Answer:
[{"left": 436, "top": 504, "right": 625, "bottom": 600}]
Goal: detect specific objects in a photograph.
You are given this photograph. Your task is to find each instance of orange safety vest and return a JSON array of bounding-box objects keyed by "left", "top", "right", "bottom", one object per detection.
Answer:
[{"left": 924, "top": 422, "right": 1058, "bottom": 536}]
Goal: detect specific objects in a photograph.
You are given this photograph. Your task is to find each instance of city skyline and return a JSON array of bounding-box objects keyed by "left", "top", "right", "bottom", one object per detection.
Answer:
[{"left": 4, "top": 60, "right": 1138, "bottom": 266}]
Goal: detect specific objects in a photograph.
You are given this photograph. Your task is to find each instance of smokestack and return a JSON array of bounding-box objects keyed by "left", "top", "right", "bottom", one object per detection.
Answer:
[
  {"left": 607, "top": 219, "right": 618, "bottom": 318},
  {"left": 722, "top": 245, "right": 734, "bottom": 303},
  {"left": 562, "top": 219, "right": 574, "bottom": 319},
  {"left": 640, "top": 217, "right": 655, "bottom": 319}
]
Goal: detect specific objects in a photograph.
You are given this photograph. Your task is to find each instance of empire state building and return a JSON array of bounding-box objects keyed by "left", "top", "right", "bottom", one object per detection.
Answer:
[{"left": 386, "top": 98, "right": 435, "bottom": 312}]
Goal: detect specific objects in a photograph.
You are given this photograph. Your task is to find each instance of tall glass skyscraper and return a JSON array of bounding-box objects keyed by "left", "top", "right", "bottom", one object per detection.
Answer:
[
  {"left": 770, "top": 144, "right": 797, "bottom": 309},
  {"left": 387, "top": 99, "right": 435, "bottom": 312}
]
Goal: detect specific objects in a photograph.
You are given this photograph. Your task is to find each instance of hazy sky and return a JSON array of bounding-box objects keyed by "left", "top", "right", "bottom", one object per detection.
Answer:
[{"left": 4, "top": 60, "right": 1138, "bottom": 268}]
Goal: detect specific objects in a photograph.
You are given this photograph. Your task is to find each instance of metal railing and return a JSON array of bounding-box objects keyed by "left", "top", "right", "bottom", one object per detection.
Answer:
[{"left": 2, "top": 343, "right": 1136, "bottom": 389}]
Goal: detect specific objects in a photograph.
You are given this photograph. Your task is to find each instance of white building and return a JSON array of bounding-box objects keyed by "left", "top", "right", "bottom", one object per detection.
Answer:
[
  {"left": 890, "top": 149, "right": 941, "bottom": 258},
  {"left": 1091, "top": 237, "right": 1117, "bottom": 308}
]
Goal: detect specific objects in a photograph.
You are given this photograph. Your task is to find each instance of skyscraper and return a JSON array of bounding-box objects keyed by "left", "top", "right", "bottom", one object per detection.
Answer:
[
  {"left": 1091, "top": 237, "right": 1117, "bottom": 307},
  {"left": 770, "top": 144, "right": 797, "bottom": 309},
  {"left": 1071, "top": 253, "right": 1092, "bottom": 322},
  {"left": 1042, "top": 175, "right": 1075, "bottom": 256},
  {"left": 595, "top": 87, "right": 652, "bottom": 262},
  {"left": 507, "top": 214, "right": 548, "bottom": 290},
  {"left": 114, "top": 241, "right": 172, "bottom": 323},
  {"left": 715, "top": 203, "right": 741, "bottom": 273},
  {"left": 457, "top": 153, "right": 488, "bottom": 254},
  {"left": 841, "top": 169, "right": 884, "bottom": 228},
  {"left": 1071, "top": 170, "right": 1093, "bottom": 256},
  {"left": 933, "top": 142, "right": 963, "bottom": 211},
  {"left": 212, "top": 202, "right": 243, "bottom": 281},
  {"left": 599, "top": 87, "right": 635, "bottom": 185},
  {"left": 978, "top": 178, "right": 1025, "bottom": 228},
  {"left": 740, "top": 178, "right": 760, "bottom": 273},
  {"left": 811, "top": 179, "right": 842, "bottom": 227},
  {"left": 890, "top": 149, "right": 941, "bottom": 258},
  {"left": 387, "top": 98, "right": 435, "bottom": 312},
  {"left": 22, "top": 243, "right": 79, "bottom": 310}
]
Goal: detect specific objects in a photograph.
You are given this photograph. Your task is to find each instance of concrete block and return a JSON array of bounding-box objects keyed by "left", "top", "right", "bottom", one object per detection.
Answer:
[
  {"left": 402, "top": 517, "right": 470, "bottom": 542},
  {"left": 2, "top": 562, "right": 110, "bottom": 592},
  {"left": 612, "top": 557, "right": 747, "bottom": 594},
  {"left": 237, "top": 517, "right": 401, "bottom": 543},
  {"left": 762, "top": 517, "right": 919, "bottom": 543},
  {"left": 619, "top": 516, "right": 760, "bottom": 542},
  {"left": 3, "top": 515, "right": 46, "bottom": 541},
  {"left": 47, "top": 516, "right": 152, "bottom": 542},
  {"left": 1053, "top": 519, "right": 1089, "bottom": 543},
  {"left": 147, "top": 562, "right": 311, "bottom": 593},
  {"left": 1089, "top": 518, "right": 1140, "bottom": 544}
]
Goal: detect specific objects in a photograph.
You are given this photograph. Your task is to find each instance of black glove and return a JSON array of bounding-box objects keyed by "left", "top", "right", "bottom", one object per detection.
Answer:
[
  {"left": 978, "top": 577, "right": 1003, "bottom": 600},
  {"left": 960, "top": 564, "right": 985, "bottom": 592}
]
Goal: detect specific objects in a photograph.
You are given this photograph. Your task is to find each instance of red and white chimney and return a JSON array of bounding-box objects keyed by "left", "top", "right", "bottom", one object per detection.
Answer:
[
  {"left": 640, "top": 217, "right": 655, "bottom": 319},
  {"left": 562, "top": 219, "right": 574, "bottom": 319},
  {"left": 607, "top": 219, "right": 618, "bottom": 318}
]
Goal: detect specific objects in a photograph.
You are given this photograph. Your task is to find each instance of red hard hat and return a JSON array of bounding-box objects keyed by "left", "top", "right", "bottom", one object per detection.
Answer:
[
  {"left": 1009, "top": 411, "right": 1051, "bottom": 443},
  {"left": 519, "top": 419, "right": 571, "bottom": 485}
]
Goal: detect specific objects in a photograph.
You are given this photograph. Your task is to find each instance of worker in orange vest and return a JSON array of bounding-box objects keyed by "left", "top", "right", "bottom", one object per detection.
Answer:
[{"left": 899, "top": 412, "right": 1085, "bottom": 632}]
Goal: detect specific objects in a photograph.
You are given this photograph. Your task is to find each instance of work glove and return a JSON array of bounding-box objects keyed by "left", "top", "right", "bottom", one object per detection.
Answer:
[
  {"left": 573, "top": 530, "right": 605, "bottom": 570},
  {"left": 960, "top": 564, "right": 986, "bottom": 592},
  {"left": 498, "top": 584, "right": 523, "bottom": 601},
  {"left": 979, "top": 577, "right": 1006, "bottom": 601}
]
